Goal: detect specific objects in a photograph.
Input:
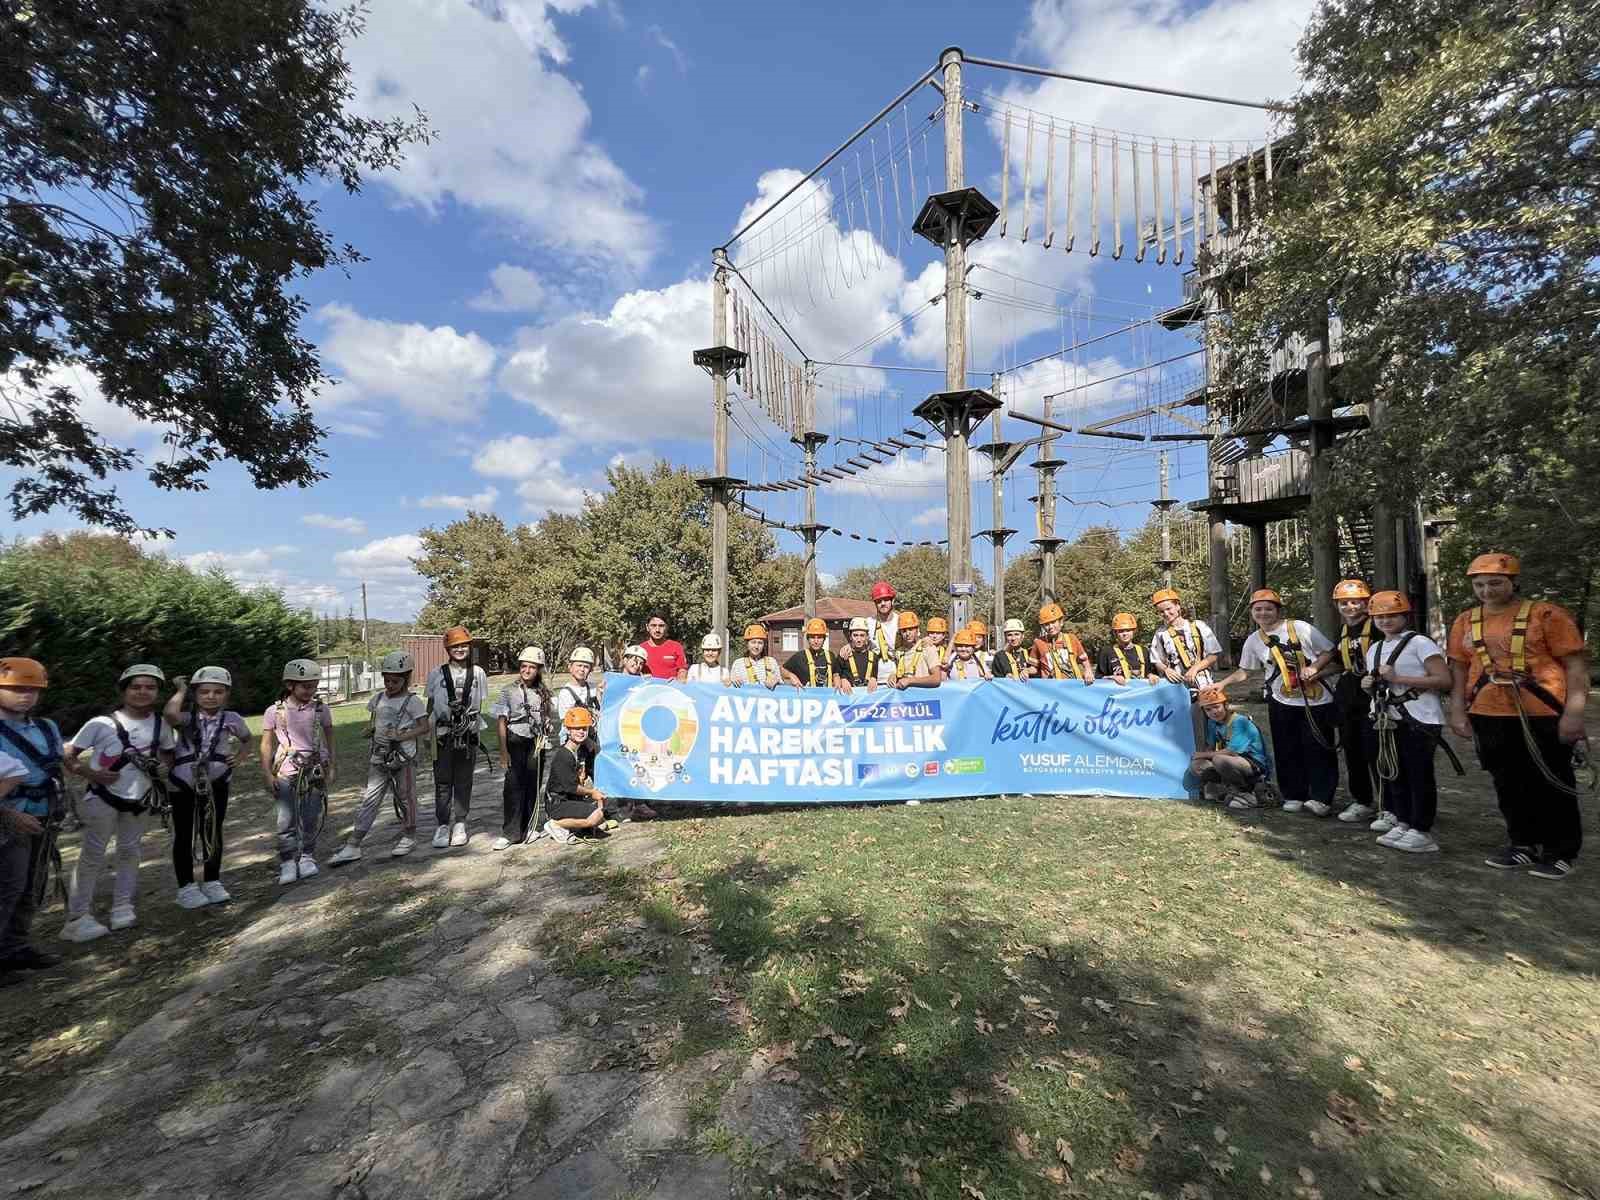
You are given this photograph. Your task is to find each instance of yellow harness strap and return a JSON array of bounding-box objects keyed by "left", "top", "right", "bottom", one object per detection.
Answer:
[
  {"left": 1113, "top": 644, "right": 1146, "bottom": 679},
  {"left": 1269, "top": 622, "right": 1325, "bottom": 702},
  {"left": 1338, "top": 618, "right": 1374, "bottom": 673},
  {"left": 1471, "top": 601, "right": 1533, "bottom": 676},
  {"left": 1166, "top": 622, "right": 1199, "bottom": 671}
]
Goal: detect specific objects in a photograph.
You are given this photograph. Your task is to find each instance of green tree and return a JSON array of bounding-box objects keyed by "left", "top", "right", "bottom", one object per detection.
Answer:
[
  {"left": 1214, "top": 0, "right": 1598, "bottom": 615},
  {"left": 1, "top": 1, "right": 428, "bottom": 534},
  {"left": 836, "top": 546, "right": 991, "bottom": 629}
]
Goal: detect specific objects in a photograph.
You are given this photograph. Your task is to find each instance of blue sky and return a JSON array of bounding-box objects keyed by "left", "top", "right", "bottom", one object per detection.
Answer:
[{"left": 7, "top": 0, "right": 1313, "bottom": 619}]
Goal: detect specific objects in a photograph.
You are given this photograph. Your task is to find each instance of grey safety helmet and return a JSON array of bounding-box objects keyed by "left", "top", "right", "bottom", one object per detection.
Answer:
[
  {"left": 518, "top": 646, "right": 545, "bottom": 666},
  {"left": 282, "top": 658, "right": 321, "bottom": 682},
  {"left": 190, "top": 666, "right": 232, "bottom": 688},
  {"left": 379, "top": 651, "right": 414, "bottom": 674},
  {"left": 119, "top": 663, "right": 166, "bottom": 685},
  {"left": 569, "top": 647, "right": 596, "bottom": 666}
]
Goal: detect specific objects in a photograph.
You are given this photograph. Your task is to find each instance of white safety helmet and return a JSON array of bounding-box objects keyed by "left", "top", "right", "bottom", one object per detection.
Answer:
[
  {"left": 119, "top": 663, "right": 165, "bottom": 685},
  {"left": 847, "top": 617, "right": 870, "bottom": 633},
  {"left": 379, "top": 651, "right": 414, "bottom": 674},
  {"left": 517, "top": 646, "right": 546, "bottom": 666},
  {"left": 701, "top": 634, "right": 722, "bottom": 651},
  {"left": 282, "top": 658, "right": 321, "bottom": 682},
  {"left": 622, "top": 644, "right": 646, "bottom": 661},
  {"left": 569, "top": 646, "right": 596, "bottom": 667},
  {"left": 1002, "top": 619, "right": 1026, "bottom": 635},
  {"left": 191, "top": 666, "right": 232, "bottom": 688}
]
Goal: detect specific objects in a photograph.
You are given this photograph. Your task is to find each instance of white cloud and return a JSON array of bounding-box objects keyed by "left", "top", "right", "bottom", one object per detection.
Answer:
[
  {"left": 470, "top": 434, "right": 588, "bottom": 515},
  {"left": 3, "top": 364, "right": 171, "bottom": 443},
  {"left": 346, "top": 0, "right": 657, "bottom": 274},
  {"left": 418, "top": 486, "right": 500, "bottom": 511},
  {"left": 334, "top": 534, "right": 425, "bottom": 583},
  {"left": 183, "top": 548, "right": 274, "bottom": 576},
  {"left": 316, "top": 303, "right": 495, "bottom": 425},
  {"left": 301, "top": 513, "right": 368, "bottom": 535},
  {"left": 648, "top": 24, "right": 687, "bottom": 72},
  {"left": 634, "top": 64, "right": 652, "bottom": 91},
  {"left": 469, "top": 265, "right": 549, "bottom": 314},
  {"left": 910, "top": 505, "right": 948, "bottom": 528}
]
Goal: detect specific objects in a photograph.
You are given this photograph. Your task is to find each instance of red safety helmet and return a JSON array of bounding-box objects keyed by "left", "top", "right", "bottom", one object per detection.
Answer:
[{"left": 870, "top": 581, "right": 896, "bottom": 601}]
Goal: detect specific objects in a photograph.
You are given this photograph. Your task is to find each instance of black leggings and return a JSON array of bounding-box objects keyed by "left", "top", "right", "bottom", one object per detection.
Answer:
[
  {"left": 170, "top": 777, "right": 229, "bottom": 885},
  {"left": 502, "top": 735, "right": 544, "bottom": 841}
]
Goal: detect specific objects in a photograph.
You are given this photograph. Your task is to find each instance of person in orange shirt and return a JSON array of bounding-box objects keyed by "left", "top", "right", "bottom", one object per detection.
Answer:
[
  {"left": 1031, "top": 602, "right": 1094, "bottom": 683},
  {"left": 1447, "top": 553, "right": 1589, "bottom": 879}
]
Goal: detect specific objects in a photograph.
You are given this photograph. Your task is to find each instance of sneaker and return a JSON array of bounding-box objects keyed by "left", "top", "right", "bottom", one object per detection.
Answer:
[
  {"left": 329, "top": 843, "right": 363, "bottom": 867},
  {"left": 1305, "top": 800, "right": 1333, "bottom": 817},
  {"left": 1281, "top": 800, "right": 1304, "bottom": 813},
  {"left": 297, "top": 855, "right": 319, "bottom": 879},
  {"left": 1202, "top": 782, "right": 1225, "bottom": 803},
  {"left": 1338, "top": 803, "right": 1377, "bottom": 823},
  {"left": 523, "top": 827, "right": 548, "bottom": 845},
  {"left": 543, "top": 820, "right": 576, "bottom": 845},
  {"left": 1369, "top": 814, "right": 1397, "bottom": 833},
  {"left": 200, "top": 881, "right": 232, "bottom": 904},
  {"left": 449, "top": 823, "right": 468, "bottom": 848},
  {"left": 59, "top": 915, "right": 110, "bottom": 943},
  {"left": 431, "top": 826, "right": 450, "bottom": 849},
  {"left": 392, "top": 836, "right": 416, "bottom": 858},
  {"left": 1377, "top": 823, "right": 1411, "bottom": 847},
  {"left": 1529, "top": 858, "right": 1575, "bottom": 880},
  {"left": 1484, "top": 845, "right": 1538, "bottom": 870},
  {"left": 278, "top": 860, "right": 299, "bottom": 886},
  {"left": 491, "top": 836, "right": 512, "bottom": 851},
  {"left": 1226, "top": 791, "right": 1261, "bottom": 811},
  {"left": 109, "top": 905, "right": 136, "bottom": 931},
  {"left": 0, "top": 946, "right": 62, "bottom": 970},
  {"left": 175, "top": 884, "right": 212, "bottom": 909},
  {"left": 1392, "top": 829, "right": 1440, "bottom": 854}
]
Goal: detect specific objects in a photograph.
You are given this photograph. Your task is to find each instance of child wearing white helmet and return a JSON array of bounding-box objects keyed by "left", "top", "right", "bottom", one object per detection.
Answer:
[
  {"left": 260, "top": 658, "right": 336, "bottom": 884},
  {"left": 162, "top": 668, "right": 250, "bottom": 907},
  {"left": 685, "top": 635, "right": 730, "bottom": 684},
  {"left": 60, "top": 664, "right": 176, "bottom": 940},
  {"left": 490, "top": 647, "right": 554, "bottom": 850},
  {"left": 620, "top": 645, "right": 648, "bottom": 677},
  {"left": 330, "top": 651, "right": 430, "bottom": 865},
  {"left": 989, "top": 619, "right": 1033, "bottom": 680}
]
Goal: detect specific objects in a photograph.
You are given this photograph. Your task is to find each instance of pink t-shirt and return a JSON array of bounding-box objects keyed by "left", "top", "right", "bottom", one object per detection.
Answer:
[
  {"left": 642, "top": 640, "right": 686, "bottom": 679},
  {"left": 263, "top": 697, "right": 333, "bottom": 776}
]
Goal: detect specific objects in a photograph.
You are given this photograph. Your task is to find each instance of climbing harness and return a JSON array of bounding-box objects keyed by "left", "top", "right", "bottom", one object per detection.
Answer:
[
  {"left": 1369, "top": 632, "right": 1466, "bottom": 780},
  {"left": 1264, "top": 623, "right": 1337, "bottom": 751},
  {"left": 1465, "top": 601, "right": 1595, "bottom": 797},
  {"left": 994, "top": 648, "right": 1028, "bottom": 679},
  {"left": 177, "top": 708, "right": 235, "bottom": 867},
  {"left": 1112, "top": 643, "right": 1149, "bottom": 681},
  {"left": 1043, "top": 634, "right": 1087, "bottom": 681},
  {"left": 0, "top": 720, "right": 68, "bottom": 908},
  {"left": 441, "top": 664, "right": 495, "bottom": 775},
  {"left": 1337, "top": 618, "right": 1376, "bottom": 674},
  {"left": 275, "top": 698, "right": 329, "bottom": 855},
  {"left": 840, "top": 649, "right": 879, "bottom": 688},
  {"left": 91, "top": 712, "right": 171, "bottom": 820},
  {"left": 798, "top": 646, "right": 834, "bottom": 687}
]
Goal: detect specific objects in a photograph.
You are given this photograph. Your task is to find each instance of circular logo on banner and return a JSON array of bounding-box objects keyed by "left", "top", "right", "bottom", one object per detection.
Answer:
[{"left": 617, "top": 685, "right": 700, "bottom": 793}]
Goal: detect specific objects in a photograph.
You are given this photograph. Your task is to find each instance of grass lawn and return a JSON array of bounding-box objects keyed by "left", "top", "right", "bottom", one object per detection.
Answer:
[{"left": 551, "top": 702, "right": 1600, "bottom": 1200}]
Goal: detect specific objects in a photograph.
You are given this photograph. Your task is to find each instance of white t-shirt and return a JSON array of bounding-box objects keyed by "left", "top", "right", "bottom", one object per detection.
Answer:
[
  {"left": 69, "top": 711, "right": 177, "bottom": 801},
  {"left": 685, "top": 663, "right": 729, "bottom": 684},
  {"left": 729, "top": 656, "right": 782, "bottom": 688},
  {"left": 555, "top": 679, "right": 600, "bottom": 722},
  {"left": 368, "top": 691, "right": 428, "bottom": 761},
  {"left": 425, "top": 664, "right": 488, "bottom": 731},
  {"left": 1240, "top": 620, "right": 1336, "bottom": 707},
  {"left": 1150, "top": 619, "right": 1222, "bottom": 689},
  {"left": 1364, "top": 633, "right": 1446, "bottom": 725}
]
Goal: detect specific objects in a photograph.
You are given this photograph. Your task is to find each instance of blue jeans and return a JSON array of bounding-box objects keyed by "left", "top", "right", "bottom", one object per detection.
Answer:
[{"left": 274, "top": 776, "right": 324, "bottom": 861}]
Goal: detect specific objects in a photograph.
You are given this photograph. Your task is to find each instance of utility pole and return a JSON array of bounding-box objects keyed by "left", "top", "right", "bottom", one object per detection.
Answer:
[
  {"left": 795, "top": 364, "right": 829, "bottom": 617},
  {"left": 975, "top": 396, "right": 1023, "bottom": 641},
  {"left": 691, "top": 253, "right": 747, "bottom": 656},
  {"left": 1153, "top": 450, "right": 1178, "bottom": 587},
  {"left": 1031, "top": 390, "right": 1066, "bottom": 603},
  {"left": 360, "top": 582, "right": 373, "bottom": 675}
]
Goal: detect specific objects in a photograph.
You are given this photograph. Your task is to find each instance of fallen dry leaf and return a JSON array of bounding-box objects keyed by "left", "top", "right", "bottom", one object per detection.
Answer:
[
  {"left": 1212, "top": 1125, "right": 1229, "bottom": 1145},
  {"left": 1012, "top": 1129, "right": 1036, "bottom": 1160},
  {"left": 1504, "top": 952, "right": 1533, "bottom": 967},
  {"left": 1299, "top": 1165, "right": 1317, "bottom": 1185},
  {"left": 1343, "top": 1055, "right": 1365, "bottom": 1071},
  {"left": 1114, "top": 1146, "right": 1146, "bottom": 1173},
  {"left": 1055, "top": 1138, "right": 1075, "bottom": 1166},
  {"left": 1260, "top": 1166, "right": 1273, "bottom": 1185}
]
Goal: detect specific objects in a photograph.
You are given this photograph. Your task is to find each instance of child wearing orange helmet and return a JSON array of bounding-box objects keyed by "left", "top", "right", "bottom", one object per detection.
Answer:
[
  {"left": 0, "top": 657, "right": 66, "bottom": 974},
  {"left": 1031, "top": 602, "right": 1094, "bottom": 683},
  {"left": 729, "top": 626, "right": 782, "bottom": 689},
  {"left": 891, "top": 613, "right": 942, "bottom": 689},
  {"left": 1325, "top": 580, "right": 1384, "bottom": 824},
  {"left": 1360, "top": 591, "right": 1452, "bottom": 853},
  {"left": 423, "top": 628, "right": 488, "bottom": 852},
  {"left": 1098, "top": 613, "right": 1157, "bottom": 685},
  {"left": 1447, "top": 553, "right": 1588, "bottom": 878},
  {"left": 782, "top": 618, "right": 850, "bottom": 694},
  {"left": 1190, "top": 686, "right": 1273, "bottom": 810},
  {"left": 537, "top": 708, "right": 608, "bottom": 845}
]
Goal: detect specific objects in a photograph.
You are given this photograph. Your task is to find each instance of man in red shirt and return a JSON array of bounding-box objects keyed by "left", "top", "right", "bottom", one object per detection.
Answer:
[{"left": 640, "top": 615, "right": 688, "bottom": 681}]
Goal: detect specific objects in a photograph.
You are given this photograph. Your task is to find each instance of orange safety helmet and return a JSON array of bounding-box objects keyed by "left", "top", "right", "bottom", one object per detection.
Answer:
[
  {"left": 1466, "top": 552, "right": 1520, "bottom": 577},
  {"left": 443, "top": 626, "right": 473, "bottom": 648},
  {"left": 967, "top": 619, "right": 988, "bottom": 635},
  {"left": 1332, "top": 579, "right": 1371, "bottom": 601},
  {"left": 1110, "top": 612, "right": 1138, "bottom": 632},
  {"left": 952, "top": 629, "right": 978, "bottom": 647},
  {"left": 870, "top": 581, "right": 896, "bottom": 601},
  {"left": 743, "top": 623, "right": 768, "bottom": 641},
  {"left": 1249, "top": 588, "right": 1284, "bottom": 606},
  {"left": 803, "top": 617, "right": 829, "bottom": 637},
  {"left": 1367, "top": 590, "right": 1413, "bottom": 616},
  {"left": 1197, "top": 685, "right": 1229, "bottom": 707},
  {"left": 562, "top": 706, "right": 594, "bottom": 729},
  {"left": 926, "top": 616, "right": 949, "bottom": 634},
  {"left": 1039, "top": 602, "right": 1064, "bottom": 624},
  {"left": 898, "top": 611, "right": 921, "bottom": 631},
  {"left": 0, "top": 657, "right": 49, "bottom": 688},
  {"left": 1151, "top": 588, "right": 1181, "bottom": 607}
]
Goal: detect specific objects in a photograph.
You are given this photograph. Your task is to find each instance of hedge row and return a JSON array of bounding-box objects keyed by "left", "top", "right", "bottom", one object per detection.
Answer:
[{"left": 0, "top": 543, "right": 313, "bottom": 734}]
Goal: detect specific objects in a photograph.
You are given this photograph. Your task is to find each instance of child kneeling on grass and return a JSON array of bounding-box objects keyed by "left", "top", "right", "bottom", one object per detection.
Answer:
[
  {"left": 1190, "top": 686, "right": 1274, "bottom": 811},
  {"left": 538, "top": 707, "right": 607, "bottom": 845}
]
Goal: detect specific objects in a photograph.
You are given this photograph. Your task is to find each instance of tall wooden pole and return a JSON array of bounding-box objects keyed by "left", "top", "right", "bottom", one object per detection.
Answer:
[
  {"left": 989, "top": 406, "right": 1005, "bottom": 634},
  {"left": 941, "top": 47, "right": 972, "bottom": 631},
  {"left": 710, "top": 252, "right": 731, "bottom": 652},
  {"left": 1158, "top": 450, "right": 1173, "bottom": 587},
  {"left": 1307, "top": 311, "right": 1337, "bottom": 634},
  {"left": 1038, "top": 391, "right": 1058, "bottom": 601},
  {"left": 360, "top": 581, "right": 372, "bottom": 674},
  {"left": 801, "top": 366, "right": 819, "bottom": 617}
]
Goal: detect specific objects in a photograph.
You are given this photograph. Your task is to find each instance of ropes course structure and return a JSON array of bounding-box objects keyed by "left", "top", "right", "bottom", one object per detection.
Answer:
[{"left": 692, "top": 47, "right": 1362, "bottom": 656}]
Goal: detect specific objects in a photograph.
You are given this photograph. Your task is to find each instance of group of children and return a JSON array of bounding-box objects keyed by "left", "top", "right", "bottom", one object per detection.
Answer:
[{"left": 1186, "top": 555, "right": 1588, "bottom": 879}]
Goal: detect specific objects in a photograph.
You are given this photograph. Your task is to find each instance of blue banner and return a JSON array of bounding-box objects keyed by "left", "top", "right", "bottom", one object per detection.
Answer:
[{"left": 595, "top": 674, "right": 1197, "bottom": 804}]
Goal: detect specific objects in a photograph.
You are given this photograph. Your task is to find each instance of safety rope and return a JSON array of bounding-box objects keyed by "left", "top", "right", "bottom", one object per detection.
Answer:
[{"left": 1505, "top": 683, "right": 1596, "bottom": 798}]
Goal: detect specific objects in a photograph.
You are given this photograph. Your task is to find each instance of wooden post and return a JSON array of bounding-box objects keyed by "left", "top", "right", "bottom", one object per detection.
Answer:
[
  {"left": 801, "top": 366, "right": 819, "bottom": 617},
  {"left": 1250, "top": 523, "right": 1268, "bottom": 591},
  {"left": 941, "top": 47, "right": 972, "bottom": 632},
  {"left": 1039, "top": 391, "right": 1058, "bottom": 601},
  {"left": 1158, "top": 450, "right": 1173, "bottom": 587},
  {"left": 1209, "top": 514, "right": 1231, "bottom": 668},
  {"left": 990, "top": 406, "right": 1006, "bottom": 633},
  {"left": 710, "top": 253, "right": 731, "bottom": 652},
  {"left": 1307, "top": 311, "right": 1337, "bottom": 633},
  {"left": 360, "top": 582, "right": 373, "bottom": 682}
]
